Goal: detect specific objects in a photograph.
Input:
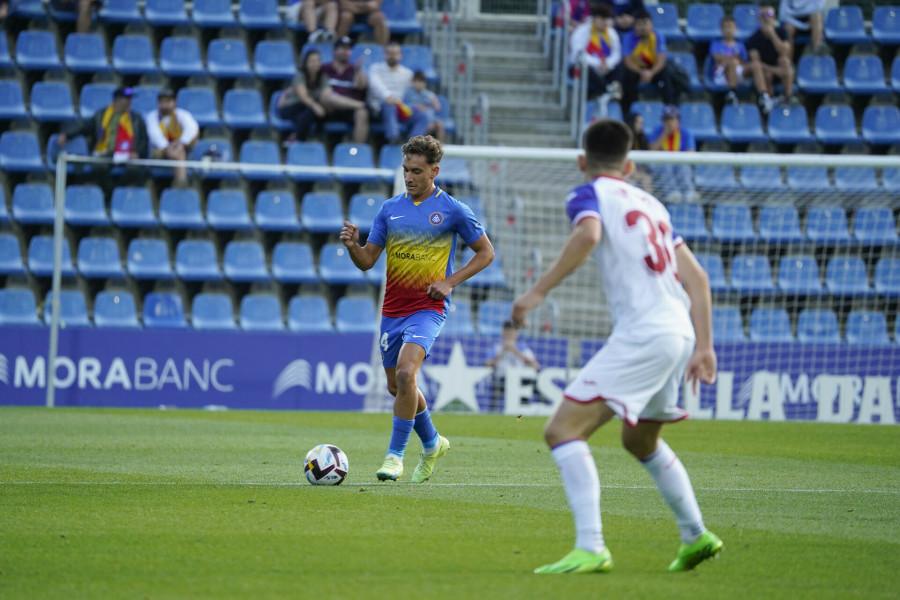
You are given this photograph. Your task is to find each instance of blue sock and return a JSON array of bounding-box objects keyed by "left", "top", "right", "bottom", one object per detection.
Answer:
[
  {"left": 387, "top": 416, "right": 415, "bottom": 457},
  {"left": 413, "top": 409, "right": 439, "bottom": 452}
]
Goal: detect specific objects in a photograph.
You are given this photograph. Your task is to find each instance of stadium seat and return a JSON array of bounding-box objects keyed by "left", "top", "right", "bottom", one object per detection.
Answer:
[
  {"left": 382, "top": 0, "right": 424, "bottom": 35},
  {"left": 348, "top": 194, "right": 385, "bottom": 235},
  {"left": 749, "top": 308, "right": 793, "bottom": 342},
  {"left": 685, "top": 4, "right": 724, "bottom": 43},
  {"left": 806, "top": 205, "right": 850, "bottom": 244},
  {"left": 712, "top": 306, "right": 746, "bottom": 342},
  {"left": 238, "top": 0, "right": 282, "bottom": 29},
  {"left": 254, "top": 40, "right": 297, "bottom": 80},
  {"left": 845, "top": 311, "right": 890, "bottom": 345},
  {"left": 824, "top": 6, "right": 870, "bottom": 45},
  {"left": 239, "top": 295, "right": 285, "bottom": 331},
  {"left": 222, "top": 88, "right": 268, "bottom": 129},
  {"left": 767, "top": 105, "right": 813, "bottom": 145},
  {"left": 667, "top": 203, "right": 710, "bottom": 242},
  {"left": 111, "top": 187, "right": 157, "bottom": 228},
  {"left": 874, "top": 258, "right": 900, "bottom": 297},
  {"left": 630, "top": 101, "right": 664, "bottom": 136},
  {"left": 271, "top": 241, "right": 318, "bottom": 284},
  {"left": 732, "top": 4, "right": 759, "bottom": 40},
  {"left": 127, "top": 238, "right": 174, "bottom": 280},
  {"left": 721, "top": 104, "right": 767, "bottom": 144},
  {"left": 159, "top": 36, "right": 206, "bottom": 77},
  {"left": 477, "top": 300, "right": 513, "bottom": 336},
  {"left": 0, "top": 234, "right": 26, "bottom": 276},
  {"left": 255, "top": 190, "right": 300, "bottom": 232},
  {"left": 131, "top": 85, "right": 161, "bottom": 115},
  {"left": 347, "top": 43, "right": 383, "bottom": 72},
  {"left": 94, "top": 291, "right": 140, "bottom": 328},
  {"left": 0, "top": 28, "right": 11, "bottom": 69},
  {"left": 0, "top": 80, "right": 28, "bottom": 121},
  {"left": 288, "top": 296, "right": 333, "bottom": 332},
  {"left": 239, "top": 140, "right": 284, "bottom": 180},
  {"left": 9, "top": 0, "right": 45, "bottom": 19},
  {"left": 758, "top": 205, "right": 804, "bottom": 244},
  {"left": 206, "top": 190, "right": 253, "bottom": 231},
  {"left": 797, "top": 309, "right": 840, "bottom": 344},
  {"left": 649, "top": 3, "right": 685, "bottom": 42},
  {"left": 814, "top": 105, "right": 860, "bottom": 146},
  {"left": 0, "top": 189, "right": 7, "bottom": 225},
  {"left": 301, "top": 42, "right": 334, "bottom": 63},
  {"left": 192, "top": 0, "right": 237, "bottom": 28},
  {"left": 46, "top": 133, "right": 91, "bottom": 173},
  {"left": 145, "top": 0, "right": 190, "bottom": 26},
  {"left": 30, "top": 81, "right": 77, "bottom": 123},
  {"left": 99, "top": 0, "right": 143, "bottom": 23},
  {"left": 679, "top": 102, "right": 720, "bottom": 142},
  {"left": 711, "top": 204, "right": 756, "bottom": 243},
  {"left": 872, "top": 6, "right": 900, "bottom": 45},
  {"left": 79, "top": 83, "right": 117, "bottom": 119},
  {"left": 285, "top": 141, "right": 332, "bottom": 182},
  {"left": 112, "top": 35, "right": 158, "bottom": 75},
  {"left": 332, "top": 143, "right": 379, "bottom": 184},
  {"left": 207, "top": 39, "right": 253, "bottom": 78},
  {"left": 12, "top": 183, "right": 55, "bottom": 225},
  {"left": 400, "top": 45, "right": 439, "bottom": 83},
  {"left": 15, "top": 31, "right": 62, "bottom": 71},
  {"left": 268, "top": 91, "right": 293, "bottom": 132},
  {"left": 301, "top": 192, "right": 344, "bottom": 233},
  {"left": 0, "top": 132, "right": 44, "bottom": 173},
  {"left": 159, "top": 188, "right": 205, "bottom": 230},
  {"left": 335, "top": 297, "right": 377, "bottom": 333},
  {"left": 730, "top": 254, "right": 775, "bottom": 295},
  {"left": 862, "top": 106, "right": 900, "bottom": 146},
  {"left": 175, "top": 239, "right": 222, "bottom": 281},
  {"left": 65, "top": 185, "right": 109, "bottom": 227},
  {"left": 176, "top": 87, "right": 221, "bottom": 128},
  {"left": 835, "top": 167, "right": 880, "bottom": 196},
  {"left": 143, "top": 292, "right": 189, "bottom": 329},
  {"left": 695, "top": 253, "right": 729, "bottom": 294},
  {"left": 319, "top": 242, "right": 367, "bottom": 285},
  {"left": 786, "top": 166, "right": 833, "bottom": 195},
  {"left": 777, "top": 255, "right": 822, "bottom": 295},
  {"left": 739, "top": 166, "right": 785, "bottom": 193},
  {"left": 444, "top": 299, "right": 476, "bottom": 336},
  {"left": 64, "top": 33, "right": 110, "bottom": 73},
  {"left": 223, "top": 240, "right": 270, "bottom": 282},
  {"left": 825, "top": 257, "right": 871, "bottom": 297},
  {"left": 0, "top": 288, "right": 40, "bottom": 326},
  {"left": 77, "top": 237, "right": 125, "bottom": 279},
  {"left": 28, "top": 235, "right": 76, "bottom": 278},
  {"left": 667, "top": 54, "right": 703, "bottom": 93},
  {"left": 436, "top": 94, "right": 457, "bottom": 137},
  {"left": 191, "top": 293, "right": 237, "bottom": 330},
  {"left": 796, "top": 55, "right": 842, "bottom": 95},
  {"left": 43, "top": 290, "right": 91, "bottom": 328},
  {"left": 434, "top": 157, "right": 473, "bottom": 188},
  {"left": 885, "top": 168, "right": 900, "bottom": 193},
  {"left": 842, "top": 56, "right": 889, "bottom": 95},
  {"left": 892, "top": 56, "right": 900, "bottom": 92},
  {"left": 190, "top": 139, "right": 238, "bottom": 179}
]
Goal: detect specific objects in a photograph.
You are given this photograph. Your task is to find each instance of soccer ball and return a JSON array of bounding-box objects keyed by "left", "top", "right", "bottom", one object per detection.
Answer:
[{"left": 304, "top": 444, "right": 349, "bottom": 486}]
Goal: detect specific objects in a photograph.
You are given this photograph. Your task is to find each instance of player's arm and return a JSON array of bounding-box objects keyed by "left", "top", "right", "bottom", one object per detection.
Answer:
[
  {"left": 426, "top": 233, "right": 494, "bottom": 300},
  {"left": 511, "top": 216, "right": 601, "bottom": 326},
  {"left": 339, "top": 220, "right": 382, "bottom": 270},
  {"left": 675, "top": 243, "right": 717, "bottom": 393}
]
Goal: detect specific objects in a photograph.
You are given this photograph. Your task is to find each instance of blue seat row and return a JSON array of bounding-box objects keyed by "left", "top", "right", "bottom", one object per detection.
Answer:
[{"left": 713, "top": 306, "right": 899, "bottom": 345}]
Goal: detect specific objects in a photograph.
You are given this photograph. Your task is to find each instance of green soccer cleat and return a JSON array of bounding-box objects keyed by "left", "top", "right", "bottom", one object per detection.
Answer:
[
  {"left": 376, "top": 454, "right": 403, "bottom": 481},
  {"left": 534, "top": 548, "right": 613, "bottom": 574},
  {"left": 668, "top": 530, "right": 723, "bottom": 572},
  {"left": 411, "top": 436, "right": 450, "bottom": 483}
]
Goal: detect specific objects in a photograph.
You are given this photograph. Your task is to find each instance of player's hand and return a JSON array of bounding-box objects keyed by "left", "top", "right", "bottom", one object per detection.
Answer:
[
  {"left": 426, "top": 280, "right": 452, "bottom": 301},
  {"left": 339, "top": 221, "right": 359, "bottom": 247},
  {"left": 685, "top": 346, "right": 717, "bottom": 394},
  {"left": 510, "top": 289, "right": 544, "bottom": 328}
]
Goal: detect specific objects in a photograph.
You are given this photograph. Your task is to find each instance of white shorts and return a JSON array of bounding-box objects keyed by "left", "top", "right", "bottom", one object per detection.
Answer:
[
  {"left": 564, "top": 333, "right": 694, "bottom": 426},
  {"left": 713, "top": 64, "right": 746, "bottom": 87}
]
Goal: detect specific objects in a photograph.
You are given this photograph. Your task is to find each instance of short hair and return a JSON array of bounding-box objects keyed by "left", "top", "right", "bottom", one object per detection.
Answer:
[
  {"left": 721, "top": 15, "right": 736, "bottom": 26},
  {"left": 590, "top": 2, "right": 613, "bottom": 19},
  {"left": 633, "top": 9, "right": 652, "bottom": 21},
  {"left": 412, "top": 70, "right": 427, "bottom": 82},
  {"left": 402, "top": 135, "right": 443, "bottom": 165},
  {"left": 582, "top": 119, "right": 632, "bottom": 172}
]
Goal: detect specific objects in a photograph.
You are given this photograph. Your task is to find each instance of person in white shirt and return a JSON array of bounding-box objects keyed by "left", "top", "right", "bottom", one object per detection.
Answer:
[
  {"left": 568, "top": 2, "right": 623, "bottom": 100},
  {"left": 510, "top": 118, "right": 721, "bottom": 575},
  {"left": 144, "top": 89, "right": 199, "bottom": 186},
  {"left": 367, "top": 42, "right": 430, "bottom": 144}
]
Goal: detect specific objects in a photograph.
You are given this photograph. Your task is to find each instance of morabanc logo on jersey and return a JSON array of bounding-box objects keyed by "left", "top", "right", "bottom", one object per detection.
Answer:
[{"left": 429, "top": 212, "right": 443, "bottom": 225}]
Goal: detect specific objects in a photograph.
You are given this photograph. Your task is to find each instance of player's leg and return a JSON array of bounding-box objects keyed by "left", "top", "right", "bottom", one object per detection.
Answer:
[{"left": 375, "top": 343, "right": 425, "bottom": 481}]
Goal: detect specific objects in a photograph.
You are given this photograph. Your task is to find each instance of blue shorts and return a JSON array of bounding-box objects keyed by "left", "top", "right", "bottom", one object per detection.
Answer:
[{"left": 380, "top": 310, "right": 446, "bottom": 368}]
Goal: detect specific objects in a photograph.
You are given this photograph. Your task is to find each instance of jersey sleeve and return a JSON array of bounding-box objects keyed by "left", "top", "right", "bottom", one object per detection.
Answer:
[
  {"left": 454, "top": 200, "right": 486, "bottom": 245},
  {"left": 565, "top": 182, "right": 600, "bottom": 227},
  {"left": 367, "top": 203, "right": 388, "bottom": 248}
]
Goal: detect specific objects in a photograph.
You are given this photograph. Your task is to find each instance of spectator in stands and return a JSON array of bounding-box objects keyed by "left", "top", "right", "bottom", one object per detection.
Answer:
[
  {"left": 402, "top": 71, "right": 446, "bottom": 143},
  {"left": 620, "top": 10, "right": 680, "bottom": 117},
  {"left": 568, "top": 2, "right": 623, "bottom": 101},
  {"left": 324, "top": 36, "right": 370, "bottom": 143},
  {"left": 647, "top": 104, "right": 696, "bottom": 202},
  {"left": 144, "top": 89, "right": 199, "bottom": 187},
  {"left": 567, "top": 0, "right": 592, "bottom": 28},
  {"left": 624, "top": 111, "right": 654, "bottom": 193},
  {"left": 600, "top": 0, "right": 647, "bottom": 34},
  {"left": 337, "top": 0, "right": 389, "bottom": 46},
  {"left": 50, "top": 0, "right": 95, "bottom": 34},
  {"left": 288, "top": 0, "right": 339, "bottom": 43},
  {"left": 486, "top": 320, "right": 541, "bottom": 412},
  {"left": 779, "top": 0, "right": 827, "bottom": 56},
  {"left": 368, "top": 42, "right": 430, "bottom": 145},
  {"left": 710, "top": 15, "right": 753, "bottom": 105},
  {"left": 747, "top": 5, "right": 795, "bottom": 115}
]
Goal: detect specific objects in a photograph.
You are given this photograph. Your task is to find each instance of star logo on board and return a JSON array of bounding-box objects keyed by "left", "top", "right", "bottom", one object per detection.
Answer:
[{"left": 424, "top": 342, "right": 491, "bottom": 413}]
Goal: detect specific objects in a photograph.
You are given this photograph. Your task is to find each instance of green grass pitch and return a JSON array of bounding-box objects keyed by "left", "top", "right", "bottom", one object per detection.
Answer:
[{"left": 1, "top": 407, "right": 898, "bottom": 599}]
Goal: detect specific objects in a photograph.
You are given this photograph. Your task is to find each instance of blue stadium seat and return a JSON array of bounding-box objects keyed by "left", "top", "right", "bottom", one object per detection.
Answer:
[
  {"left": 272, "top": 241, "right": 318, "bottom": 284},
  {"left": 892, "top": 56, "right": 900, "bottom": 92},
  {"left": 825, "top": 257, "right": 871, "bottom": 297},
  {"left": 842, "top": 55, "right": 889, "bottom": 95},
  {"left": 758, "top": 205, "right": 804, "bottom": 244},
  {"left": 16, "top": 31, "right": 62, "bottom": 71},
  {"left": 143, "top": 293, "right": 189, "bottom": 329},
  {"left": 443, "top": 299, "right": 476, "bottom": 336},
  {"left": 777, "top": 255, "right": 822, "bottom": 295},
  {"left": 111, "top": 187, "right": 157, "bottom": 228},
  {"left": 30, "top": 81, "right": 77, "bottom": 123},
  {"left": 462, "top": 247, "right": 507, "bottom": 288},
  {"left": 46, "top": 133, "right": 91, "bottom": 173},
  {"left": 806, "top": 205, "right": 850, "bottom": 244},
  {"left": 786, "top": 166, "right": 833, "bottom": 195},
  {"left": 255, "top": 190, "right": 300, "bottom": 232},
  {"left": 711, "top": 203, "right": 756, "bottom": 243},
  {"left": 65, "top": 185, "right": 108, "bottom": 226},
  {"left": 145, "top": 0, "right": 190, "bottom": 26},
  {"left": 99, "top": 0, "right": 143, "bottom": 23},
  {"left": 207, "top": 189, "right": 253, "bottom": 231},
  {"left": 679, "top": 102, "right": 720, "bottom": 142},
  {"left": 739, "top": 166, "right": 784, "bottom": 193},
  {"left": 127, "top": 238, "right": 174, "bottom": 280},
  {"left": 749, "top": 308, "right": 793, "bottom": 342},
  {"left": 77, "top": 237, "right": 124, "bottom": 279},
  {"left": 79, "top": 83, "right": 116, "bottom": 119},
  {"left": 666, "top": 53, "right": 703, "bottom": 92},
  {"left": 712, "top": 306, "right": 745, "bottom": 342},
  {"left": 254, "top": 40, "right": 296, "bottom": 80},
  {"left": 176, "top": 87, "right": 221, "bottom": 127},
  {"left": 190, "top": 139, "right": 238, "bottom": 179},
  {"left": 0, "top": 288, "right": 40, "bottom": 326},
  {"left": 436, "top": 94, "right": 457, "bottom": 137},
  {"left": 845, "top": 311, "right": 890, "bottom": 345},
  {"left": 268, "top": 91, "right": 293, "bottom": 131},
  {"left": 732, "top": 4, "right": 759, "bottom": 40},
  {"left": 835, "top": 167, "right": 880, "bottom": 196},
  {"left": 207, "top": 39, "right": 253, "bottom": 78},
  {"left": 0, "top": 29, "right": 12, "bottom": 69},
  {"left": 874, "top": 258, "right": 900, "bottom": 297},
  {"left": 824, "top": 6, "right": 870, "bottom": 45},
  {"left": 191, "top": 293, "right": 237, "bottom": 330},
  {"left": 814, "top": 105, "right": 860, "bottom": 146},
  {"left": 0, "top": 188, "right": 7, "bottom": 225},
  {"left": 335, "top": 297, "right": 377, "bottom": 333},
  {"left": 223, "top": 240, "right": 270, "bottom": 282},
  {"left": 12, "top": 183, "right": 55, "bottom": 225},
  {"left": 382, "top": 0, "right": 424, "bottom": 35},
  {"left": 862, "top": 106, "right": 900, "bottom": 146},
  {"left": 159, "top": 188, "right": 205, "bottom": 229},
  {"left": 319, "top": 242, "right": 367, "bottom": 285},
  {"left": 667, "top": 203, "right": 710, "bottom": 242},
  {"left": 796, "top": 55, "right": 842, "bottom": 95},
  {"left": 695, "top": 253, "right": 729, "bottom": 294},
  {"left": 767, "top": 105, "right": 813, "bottom": 145},
  {"left": 238, "top": 0, "right": 282, "bottom": 29},
  {"left": 348, "top": 193, "right": 385, "bottom": 235},
  {"left": 345, "top": 43, "right": 381, "bottom": 72},
  {"left": 377, "top": 144, "right": 402, "bottom": 183},
  {"left": 301, "top": 42, "right": 334, "bottom": 63},
  {"left": 131, "top": 85, "right": 162, "bottom": 115},
  {"left": 0, "top": 132, "right": 44, "bottom": 173},
  {"left": 192, "top": 0, "right": 237, "bottom": 28},
  {"left": 721, "top": 104, "right": 767, "bottom": 144},
  {"left": 885, "top": 168, "right": 900, "bottom": 193},
  {"left": 175, "top": 239, "right": 222, "bottom": 281},
  {"left": 477, "top": 300, "right": 513, "bottom": 336},
  {"left": 64, "top": 33, "right": 110, "bottom": 73},
  {"left": 797, "top": 309, "right": 840, "bottom": 344},
  {"left": 94, "top": 291, "right": 140, "bottom": 329},
  {"left": 434, "top": 157, "right": 472, "bottom": 188},
  {"left": 239, "top": 140, "right": 284, "bottom": 180},
  {"left": 10, "top": 0, "right": 46, "bottom": 19},
  {"left": 730, "top": 254, "right": 775, "bottom": 295},
  {"left": 631, "top": 101, "right": 664, "bottom": 136},
  {"left": 240, "top": 294, "right": 284, "bottom": 331},
  {"left": 685, "top": 3, "right": 724, "bottom": 43},
  {"left": 288, "top": 296, "right": 333, "bottom": 332},
  {"left": 112, "top": 35, "right": 158, "bottom": 75},
  {"left": 854, "top": 207, "right": 897, "bottom": 245},
  {"left": 0, "top": 234, "right": 26, "bottom": 276},
  {"left": 400, "top": 45, "right": 439, "bottom": 83},
  {"left": 43, "top": 290, "right": 91, "bottom": 328},
  {"left": 872, "top": 6, "right": 900, "bottom": 45},
  {"left": 301, "top": 192, "right": 345, "bottom": 233},
  {"left": 332, "top": 143, "right": 379, "bottom": 184},
  {"left": 159, "top": 36, "right": 206, "bottom": 77},
  {"left": 222, "top": 88, "right": 268, "bottom": 129},
  {"left": 28, "top": 235, "right": 76, "bottom": 278},
  {"left": 0, "top": 80, "right": 28, "bottom": 121},
  {"left": 286, "top": 141, "right": 332, "bottom": 182},
  {"left": 649, "top": 3, "right": 685, "bottom": 42}
]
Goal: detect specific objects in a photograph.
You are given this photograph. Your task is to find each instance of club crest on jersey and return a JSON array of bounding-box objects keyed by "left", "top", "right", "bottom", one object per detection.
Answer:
[{"left": 429, "top": 212, "right": 443, "bottom": 225}]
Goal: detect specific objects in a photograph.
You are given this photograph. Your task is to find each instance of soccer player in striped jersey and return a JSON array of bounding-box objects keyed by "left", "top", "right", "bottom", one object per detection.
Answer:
[
  {"left": 340, "top": 135, "right": 494, "bottom": 482},
  {"left": 511, "top": 119, "right": 722, "bottom": 574}
]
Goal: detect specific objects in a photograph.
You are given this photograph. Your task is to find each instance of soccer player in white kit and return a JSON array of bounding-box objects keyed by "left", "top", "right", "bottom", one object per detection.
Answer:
[{"left": 511, "top": 118, "right": 722, "bottom": 574}]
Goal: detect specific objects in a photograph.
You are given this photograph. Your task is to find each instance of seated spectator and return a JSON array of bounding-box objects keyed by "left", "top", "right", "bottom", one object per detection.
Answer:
[
  {"left": 624, "top": 111, "right": 654, "bottom": 193},
  {"left": 747, "top": 5, "right": 795, "bottom": 114},
  {"left": 710, "top": 15, "right": 753, "bottom": 105},
  {"left": 50, "top": 0, "right": 95, "bottom": 33},
  {"left": 287, "top": 0, "right": 339, "bottom": 43},
  {"left": 367, "top": 42, "right": 430, "bottom": 144},
  {"left": 569, "top": 2, "right": 623, "bottom": 101},
  {"left": 337, "top": 0, "right": 389, "bottom": 46},
  {"left": 485, "top": 321, "right": 541, "bottom": 413},
  {"left": 647, "top": 105, "right": 696, "bottom": 202},
  {"left": 621, "top": 10, "right": 680, "bottom": 117},
  {"left": 324, "top": 36, "right": 370, "bottom": 143},
  {"left": 600, "top": 0, "right": 647, "bottom": 34},
  {"left": 779, "top": 0, "right": 826, "bottom": 56},
  {"left": 402, "top": 70, "right": 445, "bottom": 143},
  {"left": 144, "top": 89, "right": 199, "bottom": 187}
]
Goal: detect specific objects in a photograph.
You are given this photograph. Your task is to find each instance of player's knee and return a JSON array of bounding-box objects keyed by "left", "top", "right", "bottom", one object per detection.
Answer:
[
  {"left": 543, "top": 419, "right": 567, "bottom": 447},
  {"left": 394, "top": 364, "right": 417, "bottom": 390}
]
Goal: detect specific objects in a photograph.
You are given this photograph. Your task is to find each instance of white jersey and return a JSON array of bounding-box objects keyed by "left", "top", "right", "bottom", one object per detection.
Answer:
[{"left": 566, "top": 175, "right": 694, "bottom": 342}]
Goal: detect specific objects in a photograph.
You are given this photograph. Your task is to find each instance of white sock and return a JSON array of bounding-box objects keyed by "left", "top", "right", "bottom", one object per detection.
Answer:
[
  {"left": 551, "top": 440, "right": 604, "bottom": 554},
  {"left": 640, "top": 439, "right": 705, "bottom": 543}
]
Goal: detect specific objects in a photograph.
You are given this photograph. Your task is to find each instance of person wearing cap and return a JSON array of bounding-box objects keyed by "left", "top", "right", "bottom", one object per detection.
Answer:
[
  {"left": 144, "top": 89, "right": 199, "bottom": 187},
  {"left": 323, "top": 36, "right": 370, "bottom": 143},
  {"left": 746, "top": 5, "right": 795, "bottom": 115},
  {"left": 648, "top": 105, "right": 697, "bottom": 203},
  {"left": 336, "top": 0, "right": 389, "bottom": 46}
]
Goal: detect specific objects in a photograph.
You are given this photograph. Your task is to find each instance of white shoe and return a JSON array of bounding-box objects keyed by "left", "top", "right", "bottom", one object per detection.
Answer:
[{"left": 759, "top": 93, "right": 776, "bottom": 115}]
